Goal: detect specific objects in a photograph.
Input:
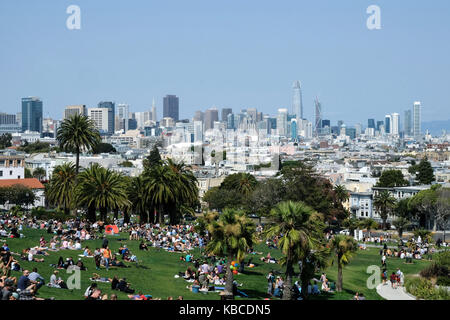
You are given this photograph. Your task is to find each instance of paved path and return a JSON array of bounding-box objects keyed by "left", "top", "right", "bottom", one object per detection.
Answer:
[{"left": 376, "top": 281, "right": 416, "bottom": 300}]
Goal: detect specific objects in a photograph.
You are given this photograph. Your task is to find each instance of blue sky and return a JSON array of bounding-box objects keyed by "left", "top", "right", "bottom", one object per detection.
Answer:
[{"left": 0, "top": 0, "right": 449, "bottom": 125}]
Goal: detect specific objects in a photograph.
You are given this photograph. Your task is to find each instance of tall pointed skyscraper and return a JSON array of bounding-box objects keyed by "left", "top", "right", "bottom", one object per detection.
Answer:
[{"left": 292, "top": 81, "right": 303, "bottom": 122}]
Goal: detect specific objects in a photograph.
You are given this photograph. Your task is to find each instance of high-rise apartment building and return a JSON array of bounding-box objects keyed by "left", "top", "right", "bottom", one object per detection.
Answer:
[
  {"left": 204, "top": 108, "right": 219, "bottom": 131},
  {"left": 404, "top": 110, "right": 412, "bottom": 136},
  {"left": 88, "top": 108, "right": 110, "bottom": 133},
  {"left": 64, "top": 105, "right": 87, "bottom": 120},
  {"left": 22, "top": 97, "right": 43, "bottom": 133},
  {"left": 277, "top": 108, "right": 288, "bottom": 136},
  {"left": 413, "top": 101, "right": 421, "bottom": 138},
  {"left": 221, "top": 108, "right": 232, "bottom": 122},
  {"left": 391, "top": 113, "right": 399, "bottom": 135},
  {"left": 384, "top": 115, "right": 391, "bottom": 134},
  {"left": 98, "top": 101, "right": 115, "bottom": 135},
  {"left": 116, "top": 104, "right": 130, "bottom": 132}
]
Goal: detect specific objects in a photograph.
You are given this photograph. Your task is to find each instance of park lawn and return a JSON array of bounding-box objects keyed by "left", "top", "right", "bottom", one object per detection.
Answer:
[
  {"left": 3, "top": 227, "right": 433, "bottom": 300},
  {"left": 310, "top": 247, "right": 434, "bottom": 300}
]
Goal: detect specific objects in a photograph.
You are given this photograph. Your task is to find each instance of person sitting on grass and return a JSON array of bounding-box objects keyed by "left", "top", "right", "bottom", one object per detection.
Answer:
[
  {"left": 76, "top": 258, "right": 87, "bottom": 271},
  {"left": 182, "top": 267, "right": 194, "bottom": 280},
  {"left": 139, "top": 241, "right": 149, "bottom": 251},
  {"left": 86, "top": 288, "right": 102, "bottom": 300},
  {"left": 25, "top": 248, "right": 44, "bottom": 263},
  {"left": 187, "top": 279, "right": 200, "bottom": 292},
  {"left": 83, "top": 246, "right": 93, "bottom": 257},
  {"left": 49, "top": 270, "right": 68, "bottom": 289}
]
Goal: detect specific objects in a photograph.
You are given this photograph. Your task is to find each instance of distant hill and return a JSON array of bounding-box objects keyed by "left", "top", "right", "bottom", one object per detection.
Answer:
[{"left": 422, "top": 119, "right": 450, "bottom": 136}]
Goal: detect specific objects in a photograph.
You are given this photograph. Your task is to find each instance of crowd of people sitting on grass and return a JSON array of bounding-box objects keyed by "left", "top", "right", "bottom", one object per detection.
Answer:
[
  {"left": 0, "top": 268, "right": 52, "bottom": 300},
  {"left": 266, "top": 270, "right": 334, "bottom": 300}
]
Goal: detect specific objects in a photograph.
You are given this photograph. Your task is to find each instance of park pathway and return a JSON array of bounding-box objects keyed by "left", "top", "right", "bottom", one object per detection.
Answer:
[{"left": 376, "top": 281, "right": 416, "bottom": 300}]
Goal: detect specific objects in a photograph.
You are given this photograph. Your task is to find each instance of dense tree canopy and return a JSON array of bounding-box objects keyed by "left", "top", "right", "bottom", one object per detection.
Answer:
[{"left": 375, "top": 169, "right": 409, "bottom": 188}]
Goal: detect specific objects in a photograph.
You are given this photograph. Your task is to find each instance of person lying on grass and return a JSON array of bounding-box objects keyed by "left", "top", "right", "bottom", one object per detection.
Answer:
[{"left": 128, "top": 292, "right": 152, "bottom": 300}]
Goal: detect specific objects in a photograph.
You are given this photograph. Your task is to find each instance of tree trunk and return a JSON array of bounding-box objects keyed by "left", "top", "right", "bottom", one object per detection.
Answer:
[
  {"left": 300, "top": 258, "right": 310, "bottom": 300},
  {"left": 100, "top": 207, "right": 107, "bottom": 222},
  {"left": 283, "top": 256, "right": 294, "bottom": 300},
  {"left": 337, "top": 260, "right": 343, "bottom": 292},
  {"left": 158, "top": 205, "right": 163, "bottom": 225},
  {"left": 123, "top": 207, "right": 130, "bottom": 224},
  {"left": 87, "top": 203, "right": 96, "bottom": 222},
  {"left": 225, "top": 252, "right": 235, "bottom": 298},
  {"left": 75, "top": 147, "right": 80, "bottom": 175}
]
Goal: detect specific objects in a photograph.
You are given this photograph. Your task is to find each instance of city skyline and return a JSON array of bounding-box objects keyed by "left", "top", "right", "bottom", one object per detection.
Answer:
[{"left": 1, "top": 1, "right": 449, "bottom": 123}]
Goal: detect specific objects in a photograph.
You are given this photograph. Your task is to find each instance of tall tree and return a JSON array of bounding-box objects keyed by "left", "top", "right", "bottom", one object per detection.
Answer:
[
  {"left": 32, "top": 167, "right": 46, "bottom": 182},
  {"left": 373, "top": 190, "right": 397, "bottom": 230},
  {"left": 143, "top": 145, "right": 162, "bottom": 171},
  {"left": 328, "top": 235, "right": 358, "bottom": 292},
  {"left": 0, "top": 133, "right": 12, "bottom": 149},
  {"left": 416, "top": 157, "right": 435, "bottom": 185},
  {"left": 57, "top": 114, "right": 101, "bottom": 174},
  {"left": 76, "top": 164, "right": 130, "bottom": 222},
  {"left": 143, "top": 164, "right": 177, "bottom": 224},
  {"left": 375, "top": 169, "right": 409, "bottom": 188},
  {"left": 265, "top": 201, "right": 324, "bottom": 300},
  {"left": 205, "top": 209, "right": 255, "bottom": 297},
  {"left": 279, "top": 161, "right": 335, "bottom": 223},
  {"left": 358, "top": 218, "right": 379, "bottom": 238},
  {"left": 46, "top": 163, "right": 76, "bottom": 215}
]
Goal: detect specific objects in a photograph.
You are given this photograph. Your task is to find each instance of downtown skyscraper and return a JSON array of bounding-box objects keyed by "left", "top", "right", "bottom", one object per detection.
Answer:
[
  {"left": 413, "top": 101, "right": 421, "bottom": 138},
  {"left": 22, "top": 97, "right": 43, "bottom": 133},
  {"left": 163, "top": 95, "right": 179, "bottom": 121},
  {"left": 292, "top": 81, "right": 303, "bottom": 123},
  {"left": 98, "top": 101, "right": 115, "bottom": 135}
]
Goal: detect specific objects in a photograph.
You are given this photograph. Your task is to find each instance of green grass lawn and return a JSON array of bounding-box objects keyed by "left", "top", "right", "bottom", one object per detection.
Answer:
[{"left": 3, "top": 227, "right": 433, "bottom": 300}]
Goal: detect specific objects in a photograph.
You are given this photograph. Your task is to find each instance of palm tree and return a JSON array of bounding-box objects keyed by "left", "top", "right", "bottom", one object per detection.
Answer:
[
  {"left": 359, "top": 218, "right": 379, "bottom": 238},
  {"left": 264, "top": 201, "right": 324, "bottom": 300},
  {"left": 143, "top": 164, "right": 178, "bottom": 224},
  {"left": 334, "top": 185, "right": 349, "bottom": 204},
  {"left": 56, "top": 114, "right": 101, "bottom": 174},
  {"left": 205, "top": 209, "right": 255, "bottom": 297},
  {"left": 328, "top": 235, "right": 358, "bottom": 292},
  {"left": 374, "top": 190, "right": 397, "bottom": 230},
  {"left": 342, "top": 217, "right": 360, "bottom": 236},
  {"left": 166, "top": 159, "right": 199, "bottom": 223},
  {"left": 127, "top": 175, "right": 149, "bottom": 223},
  {"left": 392, "top": 217, "right": 411, "bottom": 239},
  {"left": 32, "top": 167, "right": 46, "bottom": 182},
  {"left": 46, "top": 162, "right": 76, "bottom": 215},
  {"left": 236, "top": 173, "right": 258, "bottom": 197},
  {"left": 76, "top": 164, "right": 130, "bottom": 222}
]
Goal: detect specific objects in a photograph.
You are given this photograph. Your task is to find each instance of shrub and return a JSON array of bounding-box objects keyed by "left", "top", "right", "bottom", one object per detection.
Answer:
[
  {"left": 436, "top": 276, "right": 450, "bottom": 287},
  {"left": 405, "top": 277, "right": 450, "bottom": 300},
  {"left": 420, "top": 263, "right": 449, "bottom": 278},
  {"left": 434, "top": 251, "right": 450, "bottom": 268}
]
